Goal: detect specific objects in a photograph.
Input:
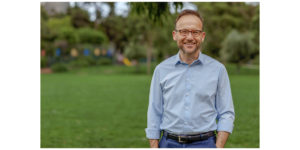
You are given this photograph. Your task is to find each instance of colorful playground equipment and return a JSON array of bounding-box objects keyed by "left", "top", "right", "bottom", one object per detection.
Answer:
[{"left": 123, "top": 58, "right": 132, "bottom": 66}]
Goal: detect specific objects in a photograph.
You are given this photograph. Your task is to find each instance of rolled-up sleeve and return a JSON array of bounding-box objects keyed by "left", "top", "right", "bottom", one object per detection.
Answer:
[
  {"left": 145, "top": 67, "right": 163, "bottom": 139},
  {"left": 215, "top": 65, "right": 235, "bottom": 133}
]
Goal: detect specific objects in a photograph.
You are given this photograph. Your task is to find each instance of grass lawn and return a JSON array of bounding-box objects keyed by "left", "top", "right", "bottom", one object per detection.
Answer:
[{"left": 41, "top": 64, "right": 259, "bottom": 148}]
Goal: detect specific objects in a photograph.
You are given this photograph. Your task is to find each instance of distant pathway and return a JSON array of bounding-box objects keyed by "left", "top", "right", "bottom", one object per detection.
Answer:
[{"left": 41, "top": 68, "right": 52, "bottom": 74}]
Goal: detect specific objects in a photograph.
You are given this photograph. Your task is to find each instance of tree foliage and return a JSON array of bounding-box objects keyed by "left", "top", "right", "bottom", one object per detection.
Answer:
[
  {"left": 41, "top": 2, "right": 259, "bottom": 70},
  {"left": 124, "top": 42, "right": 146, "bottom": 60},
  {"left": 152, "top": 15, "right": 178, "bottom": 62},
  {"left": 41, "top": 6, "right": 108, "bottom": 57},
  {"left": 68, "top": 5, "right": 91, "bottom": 28},
  {"left": 100, "top": 16, "right": 129, "bottom": 53},
  {"left": 194, "top": 2, "right": 259, "bottom": 59},
  {"left": 77, "top": 27, "right": 107, "bottom": 44},
  {"left": 220, "top": 29, "right": 255, "bottom": 70},
  {"left": 130, "top": 2, "right": 182, "bottom": 23}
]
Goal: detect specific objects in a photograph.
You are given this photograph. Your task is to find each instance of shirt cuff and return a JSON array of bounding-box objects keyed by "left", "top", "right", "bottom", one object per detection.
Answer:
[
  {"left": 145, "top": 128, "right": 161, "bottom": 139},
  {"left": 217, "top": 118, "right": 234, "bottom": 133}
]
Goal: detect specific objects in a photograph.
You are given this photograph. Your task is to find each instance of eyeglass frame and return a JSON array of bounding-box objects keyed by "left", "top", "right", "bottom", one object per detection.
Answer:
[{"left": 174, "top": 29, "right": 203, "bottom": 37}]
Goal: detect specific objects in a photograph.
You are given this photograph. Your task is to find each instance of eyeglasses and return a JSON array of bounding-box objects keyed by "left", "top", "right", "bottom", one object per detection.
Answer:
[{"left": 175, "top": 29, "right": 203, "bottom": 37}]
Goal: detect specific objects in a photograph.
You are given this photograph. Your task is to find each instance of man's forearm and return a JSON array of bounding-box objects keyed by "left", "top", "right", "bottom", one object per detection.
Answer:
[
  {"left": 216, "top": 131, "right": 230, "bottom": 148},
  {"left": 149, "top": 139, "right": 159, "bottom": 148}
]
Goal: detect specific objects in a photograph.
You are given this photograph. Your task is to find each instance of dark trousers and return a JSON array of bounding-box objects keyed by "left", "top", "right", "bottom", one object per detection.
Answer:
[{"left": 159, "top": 132, "right": 217, "bottom": 148}]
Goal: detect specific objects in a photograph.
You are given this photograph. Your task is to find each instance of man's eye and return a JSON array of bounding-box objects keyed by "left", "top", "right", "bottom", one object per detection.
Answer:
[{"left": 181, "top": 30, "right": 188, "bottom": 34}]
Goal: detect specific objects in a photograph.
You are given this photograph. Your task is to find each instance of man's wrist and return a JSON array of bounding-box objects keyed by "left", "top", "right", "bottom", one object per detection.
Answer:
[
  {"left": 216, "top": 143, "right": 224, "bottom": 148},
  {"left": 149, "top": 139, "right": 159, "bottom": 148},
  {"left": 216, "top": 131, "right": 230, "bottom": 148}
]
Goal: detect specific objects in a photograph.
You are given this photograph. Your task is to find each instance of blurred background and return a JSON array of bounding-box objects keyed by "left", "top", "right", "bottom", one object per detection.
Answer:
[{"left": 41, "top": 2, "right": 259, "bottom": 148}]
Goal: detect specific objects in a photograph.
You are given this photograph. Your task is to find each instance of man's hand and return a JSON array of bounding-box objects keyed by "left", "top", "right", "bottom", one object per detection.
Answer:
[
  {"left": 149, "top": 139, "right": 159, "bottom": 148},
  {"left": 216, "top": 131, "right": 230, "bottom": 148}
]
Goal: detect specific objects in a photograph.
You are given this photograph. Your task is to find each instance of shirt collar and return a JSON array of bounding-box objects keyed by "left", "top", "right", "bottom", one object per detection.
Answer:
[{"left": 175, "top": 51, "right": 204, "bottom": 66}]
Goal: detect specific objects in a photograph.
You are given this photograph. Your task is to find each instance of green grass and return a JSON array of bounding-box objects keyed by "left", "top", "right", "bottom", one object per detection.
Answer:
[{"left": 41, "top": 64, "right": 259, "bottom": 148}]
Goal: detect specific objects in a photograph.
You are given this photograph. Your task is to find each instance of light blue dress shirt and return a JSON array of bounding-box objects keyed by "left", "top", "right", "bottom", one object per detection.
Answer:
[{"left": 145, "top": 52, "right": 235, "bottom": 139}]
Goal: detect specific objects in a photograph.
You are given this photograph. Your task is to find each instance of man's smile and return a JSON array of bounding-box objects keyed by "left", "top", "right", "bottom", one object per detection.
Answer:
[{"left": 184, "top": 42, "right": 196, "bottom": 48}]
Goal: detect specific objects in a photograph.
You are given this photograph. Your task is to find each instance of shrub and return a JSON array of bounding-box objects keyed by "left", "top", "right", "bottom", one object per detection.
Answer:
[
  {"left": 69, "top": 59, "right": 89, "bottom": 68},
  {"left": 41, "top": 56, "right": 48, "bottom": 68},
  {"left": 51, "top": 63, "right": 68, "bottom": 73},
  {"left": 252, "top": 55, "right": 259, "bottom": 65},
  {"left": 69, "top": 57, "right": 97, "bottom": 68},
  {"left": 96, "top": 57, "right": 113, "bottom": 65},
  {"left": 85, "top": 57, "right": 97, "bottom": 66},
  {"left": 77, "top": 28, "right": 108, "bottom": 45}
]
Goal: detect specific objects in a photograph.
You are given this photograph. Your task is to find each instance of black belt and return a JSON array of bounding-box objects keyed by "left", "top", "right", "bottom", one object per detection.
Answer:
[{"left": 164, "top": 131, "right": 216, "bottom": 144}]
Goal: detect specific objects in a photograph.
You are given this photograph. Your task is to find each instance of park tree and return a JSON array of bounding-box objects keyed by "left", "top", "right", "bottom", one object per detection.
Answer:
[
  {"left": 194, "top": 2, "right": 258, "bottom": 59},
  {"left": 130, "top": 2, "right": 183, "bottom": 23},
  {"left": 107, "top": 2, "right": 116, "bottom": 17},
  {"left": 68, "top": 4, "right": 91, "bottom": 28},
  {"left": 81, "top": 2, "right": 118, "bottom": 28},
  {"left": 77, "top": 27, "right": 107, "bottom": 45},
  {"left": 128, "top": 2, "right": 183, "bottom": 74},
  {"left": 43, "top": 9, "right": 108, "bottom": 55},
  {"left": 128, "top": 2, "right": 259, "bottom": 72},
  {"left": 152, "top": 14, "right": 178, "bottom": 62},
  {"left": 100, "top": 15, "right": 129, "bottom": 53},
  {"left": 45, "top": 16, "right": 78, "bottom": 56},
  {"left": 71, "top": 2, "right": 184, "bottom": 73},
  {"left": 81, "top": 2, "right": 103, "bottom": 29},
  {"left": 123, "top": 14, "right": 150, "bottom": 72},
  {"left": 220, "top": 29, "right": 255, "bottom": 71},
  {"left": 250, "top": 5, "right": 260, "bottom": 64},
  {"left": 41, "top": 5, "right": 55, "bottom": 53}
]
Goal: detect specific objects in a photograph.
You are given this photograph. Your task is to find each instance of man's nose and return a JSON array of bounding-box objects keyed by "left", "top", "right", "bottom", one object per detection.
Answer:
[
  {"left": 186, "top": 32, "right": 194, "bottom": 39},
  {"left": 186, "top": 32, "right": 193, "bottom": 38}
]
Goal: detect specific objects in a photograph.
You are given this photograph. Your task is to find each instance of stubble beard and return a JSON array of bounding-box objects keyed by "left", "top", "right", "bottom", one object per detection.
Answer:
[{"left": 178, "top": 41, "right": 202, "bottom": 55}]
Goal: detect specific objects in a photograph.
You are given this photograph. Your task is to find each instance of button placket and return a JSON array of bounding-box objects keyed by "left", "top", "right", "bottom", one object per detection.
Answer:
[{"left": 183, "top": 67, "right": 191, "bottom": 128}]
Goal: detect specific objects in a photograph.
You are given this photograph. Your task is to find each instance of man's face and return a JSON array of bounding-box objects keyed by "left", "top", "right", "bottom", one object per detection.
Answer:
[{"left": 172, "top": 15, "right": 205, "bottom": 55}]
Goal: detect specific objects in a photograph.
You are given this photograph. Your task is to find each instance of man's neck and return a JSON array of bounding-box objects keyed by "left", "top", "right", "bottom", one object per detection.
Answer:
[{"left": 179, "top": 50, "right": 200, "bottom": 65}]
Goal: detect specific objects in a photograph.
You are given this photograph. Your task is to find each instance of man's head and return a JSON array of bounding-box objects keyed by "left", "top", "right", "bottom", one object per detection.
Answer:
[{"left": 172, "top": 9, "right": 205, "bottom": 55}]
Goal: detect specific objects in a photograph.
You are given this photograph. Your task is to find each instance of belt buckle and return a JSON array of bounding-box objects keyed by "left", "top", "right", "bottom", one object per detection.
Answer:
[{"left": 178, "top": 136, "right": 184, "bottom": 143}]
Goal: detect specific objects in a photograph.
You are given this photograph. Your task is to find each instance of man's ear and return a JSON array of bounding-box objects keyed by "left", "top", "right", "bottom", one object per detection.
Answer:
[
  {"left": 201, "top": 32, "right": 206, "bottom": 42},
  {"left": 172, "top": 31, "right": 177, "bottom": 41}
]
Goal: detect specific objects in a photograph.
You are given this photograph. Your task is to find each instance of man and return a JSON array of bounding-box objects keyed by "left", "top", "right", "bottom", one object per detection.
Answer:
[{"left": 145, "top": 9, "right": 235, "bottom": 148}]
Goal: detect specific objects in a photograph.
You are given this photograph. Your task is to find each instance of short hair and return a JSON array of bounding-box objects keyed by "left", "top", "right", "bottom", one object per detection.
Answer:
[{"left": 175, "top": 9, "right": 204, "bottom": 30}]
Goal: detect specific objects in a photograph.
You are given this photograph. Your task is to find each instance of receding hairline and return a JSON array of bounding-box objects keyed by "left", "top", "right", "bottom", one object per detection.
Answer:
[{"left": 175, "top": 9, "right": 204, "bottom": 30}]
